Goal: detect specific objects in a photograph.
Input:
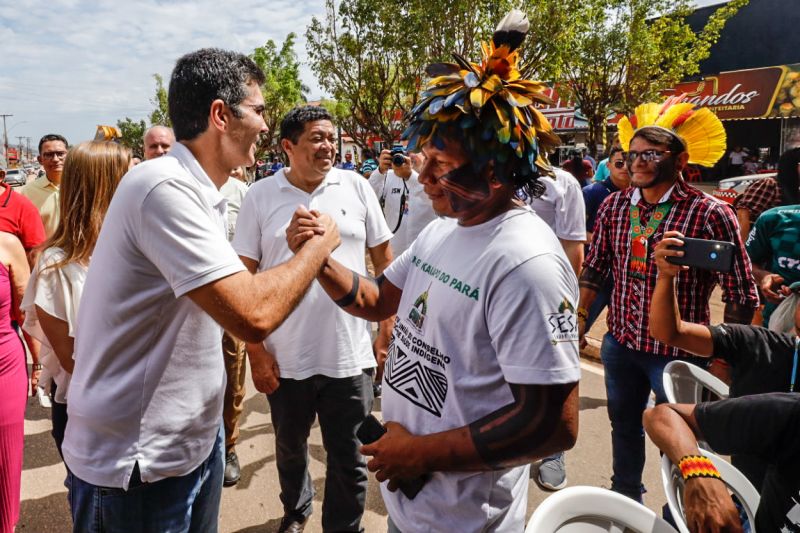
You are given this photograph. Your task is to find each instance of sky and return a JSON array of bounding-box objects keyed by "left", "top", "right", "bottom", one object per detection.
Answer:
[
  {"left": 0, "top": 0, "right": 729, "bottom": 154},
  {"left": 0, "top": 0, "right": 327, "bottom": 151}
]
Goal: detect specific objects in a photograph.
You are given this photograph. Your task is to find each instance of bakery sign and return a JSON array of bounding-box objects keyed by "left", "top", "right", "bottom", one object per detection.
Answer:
[{"left": 663, "top": 63, "right": 800, "bottom": 120}]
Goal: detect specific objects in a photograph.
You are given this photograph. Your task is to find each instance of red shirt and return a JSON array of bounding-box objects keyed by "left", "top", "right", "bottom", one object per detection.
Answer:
[
  {"left": 0, "top": 182, "right": 47, "bottom": 250},
  {"left": 584, "top": 179, "right": 759, "bottom": 357}
]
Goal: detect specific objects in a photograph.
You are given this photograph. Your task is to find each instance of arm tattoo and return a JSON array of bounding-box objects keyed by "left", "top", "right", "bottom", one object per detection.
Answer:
[
  {"left": 578, "top": 266, "right": 606, "bottom": 292},
  {"left": 334, "top": 271, "right": 360, "bottom": 307},
  {"left": 468, "top": 383, "right": 569, "bottom": 469},
  {"left": 723, "top": 302, "right": 754, "bottom": 325}
]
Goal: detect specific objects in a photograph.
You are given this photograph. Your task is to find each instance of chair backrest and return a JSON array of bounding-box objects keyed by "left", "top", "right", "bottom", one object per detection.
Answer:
[
  {"left": 662, "top": 360, "right": 730, "bottom": 405},
  {"left": 526, "top": 486, "right": 679, "bottom": 533},
  {"left": 661, "top": 448, "right": 760, "bottom": 533}
]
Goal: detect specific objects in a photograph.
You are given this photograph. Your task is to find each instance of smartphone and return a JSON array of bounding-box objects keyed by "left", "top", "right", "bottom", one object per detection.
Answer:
[
  {"left": 666, "top": 237, "right": 734, "bottom": 272},
  {"left": 356, "top": 414, "right": 429, "bottom": 499}
]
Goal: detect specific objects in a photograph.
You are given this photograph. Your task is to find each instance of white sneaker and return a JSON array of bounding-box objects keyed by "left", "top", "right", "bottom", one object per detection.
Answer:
[
  {"left": 536, "top": 452, "right": 567, "bottom": 491},
  {"left": 36, "top": 386, "right": 52, "bottom": 408}
]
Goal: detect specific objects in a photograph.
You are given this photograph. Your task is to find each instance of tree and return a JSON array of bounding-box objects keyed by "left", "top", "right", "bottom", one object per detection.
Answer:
[
  {"left": 556, "top": 0, "right": 749, "bottom": 155},
  {"left": 149, "top": 74, "right": 171, "bottom": 127},
  {"left": 116, "top": 117, "right": 147, "bottom": 158},
  {"left": 251, "top": 33, "right": 308, "bottom": 158}
]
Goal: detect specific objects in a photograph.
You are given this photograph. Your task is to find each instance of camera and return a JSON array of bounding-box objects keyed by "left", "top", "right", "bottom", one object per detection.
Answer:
[{"left": 391, "top": 146, "right": 407, "bottom": 167}]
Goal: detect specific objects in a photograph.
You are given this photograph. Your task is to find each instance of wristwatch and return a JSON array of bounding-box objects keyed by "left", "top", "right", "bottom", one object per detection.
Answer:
[{"left": 32, "top": 363, "right": 43, "bottom": 371}]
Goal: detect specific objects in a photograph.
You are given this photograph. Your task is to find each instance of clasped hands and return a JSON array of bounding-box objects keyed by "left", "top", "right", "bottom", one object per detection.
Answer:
[
  {"left": 360, "top": 421, "right": 429, "bottom": 492},
  {"left": 285, "top": 205, "right": 341, "bottom": 254}
]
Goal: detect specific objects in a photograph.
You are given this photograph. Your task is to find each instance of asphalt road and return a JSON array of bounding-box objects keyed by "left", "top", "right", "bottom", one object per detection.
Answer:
[{"left": 17, "top": 356, "right": 671, "bottom": 533}]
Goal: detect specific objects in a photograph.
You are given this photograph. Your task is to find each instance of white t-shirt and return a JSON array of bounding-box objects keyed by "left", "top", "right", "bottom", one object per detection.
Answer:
[
  {"left": 729, "top": 150, "right": 746, "bottom": 165},
  {"left": 63, "top": 142, "right": 246, "bottom": 489},
  {"left": 381, "top": 207, "right": 581, "bottom": 532},
  {"left": 220, "top": 176, "right": 249, "bottom": 242},
  {"left": 368, "top": 169, "right": 437, "bottom": 256},
  {"left": 21, "top": 247, "right": 86, "bottom": 404},
  {"left": 233, "top": 167, "right": 392, "bottom": 378},
  {"left": 527, "top": 168, "right": 587, "bottom": 241}
]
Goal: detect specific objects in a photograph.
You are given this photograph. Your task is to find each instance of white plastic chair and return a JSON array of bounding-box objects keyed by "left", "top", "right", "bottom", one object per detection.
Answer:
[
  {"left": 661, "top": 448, "right": 760, "bottom": 533},
  {"left": 525, "top": 486, "right": 679, "bottom": 533},
  {"left": 662, "top": 360, "right": 730, "bottom": 405}
]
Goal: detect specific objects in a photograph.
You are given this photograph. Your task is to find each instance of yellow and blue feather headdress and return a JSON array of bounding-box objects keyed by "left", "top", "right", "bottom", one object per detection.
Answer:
[{"left": 402, "top": 10, "right": 560, "bottom": 184}]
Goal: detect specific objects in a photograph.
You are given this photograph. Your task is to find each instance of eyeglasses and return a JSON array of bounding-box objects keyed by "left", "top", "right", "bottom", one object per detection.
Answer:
[
  {"left": 625, "top": 150, "right": 671, "bottom": 164},
  {"left": 41, "top": 151, "right": 68, "bottom": 160},
  {"left": 612, "top": 160, "right": 626, "bottom": 169}
]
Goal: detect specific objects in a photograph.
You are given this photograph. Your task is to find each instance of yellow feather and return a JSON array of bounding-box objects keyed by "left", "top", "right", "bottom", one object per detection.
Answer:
[
  {"left": 617, "top": 117, "right": 635, "bottom": 151},
  {"left": 654, "top": 102, "right": 695, "bottom": 130},
  {"left": 678, "top": 108, "right": 727, "bottom": 166},
  {"left": 635, "top": 103, "right": 662, "bottom": 128}
]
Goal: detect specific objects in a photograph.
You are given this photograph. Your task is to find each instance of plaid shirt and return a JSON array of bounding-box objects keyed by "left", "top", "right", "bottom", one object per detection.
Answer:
[
  {"left": 584, "top": 179, "right": 759, "bottom": 357},
  {"left": 733, "top": 177, "right": 783, "bottom": 222}
]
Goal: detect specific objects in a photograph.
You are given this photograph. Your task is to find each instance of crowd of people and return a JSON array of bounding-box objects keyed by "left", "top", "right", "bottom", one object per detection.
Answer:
[{"left": 1, "top": 9, "right": 799, "bottom": 533}]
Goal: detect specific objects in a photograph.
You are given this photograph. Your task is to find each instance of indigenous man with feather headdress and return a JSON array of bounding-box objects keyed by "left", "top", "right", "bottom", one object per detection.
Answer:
[
  {"left": 285, "top": 10, "right": 580, "bottom": 532},
  {"left": 579, "top": 97, "right": 760, "bottom": 502}
]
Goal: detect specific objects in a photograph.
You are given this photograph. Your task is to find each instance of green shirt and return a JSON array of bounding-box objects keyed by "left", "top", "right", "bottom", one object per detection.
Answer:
[{"left": 745, "top": 204, "right": 800, "bottom": 322}]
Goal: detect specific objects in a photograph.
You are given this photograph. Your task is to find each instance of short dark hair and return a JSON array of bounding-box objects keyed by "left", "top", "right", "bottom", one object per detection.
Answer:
[
  {"left": 776, "top": 147, "right": 800, "bottom": 205},
  {"left": 631, "top": 126, "right": 685, "bottom": 155},
  {"left": 608, "top": 145, "right": 625, "bottom": 158},
  {"left": 38, "top": 134, "right": 68, "bottom": 153},
  {"left": 168, "top": 48, "right": 265, "bottom": 142},
  {"left": 279, "top": 106, "right": 333, "bottom": 144}
]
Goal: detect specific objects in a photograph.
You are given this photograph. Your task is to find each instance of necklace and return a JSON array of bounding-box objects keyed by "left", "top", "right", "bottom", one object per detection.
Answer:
[{"left": 629, "top": 200, "right": 673, "bottom": 279}]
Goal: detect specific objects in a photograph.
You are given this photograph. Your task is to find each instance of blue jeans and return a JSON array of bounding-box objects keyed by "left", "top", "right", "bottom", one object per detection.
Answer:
[
  {"left": 68, "top": 427, "right": 224, "bottom": 532},
  {"left": 600, "top": 333, "right": 708, "bottom": 502},
  {"left": 267, "top": 371, "right": 373, "bottom": 532}
]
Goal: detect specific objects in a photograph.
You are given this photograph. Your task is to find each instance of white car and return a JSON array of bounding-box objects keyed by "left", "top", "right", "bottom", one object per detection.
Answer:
[{"left": 712, "top": 172, "right": 776, "bottom": 204}]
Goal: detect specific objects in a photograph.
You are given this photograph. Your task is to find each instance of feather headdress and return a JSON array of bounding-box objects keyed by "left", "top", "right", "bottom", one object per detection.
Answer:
[
  {"left": 617, "top": 96, "right": 727, "bottom": 167},
  {"left": 402, "top": 9, "right": 560, "bottom": 184}
]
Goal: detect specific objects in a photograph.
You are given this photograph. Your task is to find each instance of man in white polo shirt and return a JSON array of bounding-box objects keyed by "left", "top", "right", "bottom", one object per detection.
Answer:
[
  {"left": 233, "top": 105, "right": 392, "bottom": 533},
  {"left": 63, "top": 49, "right": 340, "bottom": 532}
]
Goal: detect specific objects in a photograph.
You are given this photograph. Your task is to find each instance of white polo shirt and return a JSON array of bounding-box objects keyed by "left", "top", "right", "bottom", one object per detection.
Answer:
[
  {"left": 368, "top": 169, "right": 437, "bottom": 256},
  {"left": 63, "top": 142, "right": 246, "bottom": 489},
  {"left": 527, "top": 168, "right": 587, "bottom": 242},
  {"left": 233, "top": 167, "right": 392, "bottom": 379}
]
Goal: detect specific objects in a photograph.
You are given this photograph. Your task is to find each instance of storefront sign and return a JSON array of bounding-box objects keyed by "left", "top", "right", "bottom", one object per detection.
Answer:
[{"left": 664, "top": 63, "right": 800, "bottom": 120}]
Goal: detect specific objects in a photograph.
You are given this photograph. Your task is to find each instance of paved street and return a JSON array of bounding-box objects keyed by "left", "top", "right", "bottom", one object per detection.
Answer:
[{"left": 17, "top": 272, "right": 726, "bottom": 532}]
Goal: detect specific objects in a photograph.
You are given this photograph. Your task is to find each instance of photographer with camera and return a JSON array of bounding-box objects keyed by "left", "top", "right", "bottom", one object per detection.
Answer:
[{"left": 369, "top": 146, "right": 437, "bottom": 256}]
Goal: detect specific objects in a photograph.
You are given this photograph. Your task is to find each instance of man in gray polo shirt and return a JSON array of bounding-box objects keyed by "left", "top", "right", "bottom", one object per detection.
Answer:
[{"left": 63, "top": 48, "right": 339, "bottom": 532}]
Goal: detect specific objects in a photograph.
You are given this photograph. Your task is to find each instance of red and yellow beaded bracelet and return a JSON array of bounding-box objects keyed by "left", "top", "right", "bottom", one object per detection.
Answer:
[{"left": 678, "top": 455, "right": 722, "bottom": 481}]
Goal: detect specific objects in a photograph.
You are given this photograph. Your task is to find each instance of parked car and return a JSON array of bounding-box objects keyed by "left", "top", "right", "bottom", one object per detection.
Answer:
[
  {"left": 2, "top": 168, "right": 27, "bottom": 187},
  {"left": 712, "top": 172, "right": 777, "bottom": 204}
]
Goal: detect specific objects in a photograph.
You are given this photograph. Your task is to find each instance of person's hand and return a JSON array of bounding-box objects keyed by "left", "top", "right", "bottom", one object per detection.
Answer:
[
  {"left": 285, "top": 206, "right": 326, "bottom": 253},
  {"left": 312, "top": 212, "right": 341, "bottom": 255},
  {"left": 361, "top": 422, "right": 427, "bottom": 490},
  {"left": 30, "top": 365, "right": 42, "bottom": 396},
  {"left": 759, "top": 273, "right": 786, "bottom": 305},
  {"left": 249, "top": 347, "right": 281, "bottom": 395},
  {"left": 683, "top": 477, "right": 744, "bottom": 533},
  {"left": 378, "top": 149, "right": 392, "bottom": 175},
  {"left": 578, "top": 314, "right": 588, "bottom": 350},
  {"left": 653, "top": 231, "right": 687, "bottom": 278}
]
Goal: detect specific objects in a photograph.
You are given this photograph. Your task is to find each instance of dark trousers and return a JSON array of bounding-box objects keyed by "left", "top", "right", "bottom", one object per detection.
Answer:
[
  {"left": 50, "top": 382, "right": 68, "bottom": 460},
  {"left": 267, "top": 371, "right": 373, "bottom": 532}
]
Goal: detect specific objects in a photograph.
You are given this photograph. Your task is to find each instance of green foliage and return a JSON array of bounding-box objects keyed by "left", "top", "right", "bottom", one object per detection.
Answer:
[
  {"left": 557, "top": 0, "right": 749, "bottom": 155},
  {"left": 116, "top": 117, "right": 147, "bottom": 158},
  {"left": 251, "top": 33, "right": 308, "bottom": 157},
  {"left": 149, "top": 74, "right": 171, "bottom": 127}
]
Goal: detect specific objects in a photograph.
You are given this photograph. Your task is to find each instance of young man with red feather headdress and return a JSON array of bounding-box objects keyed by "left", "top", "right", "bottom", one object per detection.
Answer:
[{"left": 285, "top": 10, "right": 580, "bottom": 532}]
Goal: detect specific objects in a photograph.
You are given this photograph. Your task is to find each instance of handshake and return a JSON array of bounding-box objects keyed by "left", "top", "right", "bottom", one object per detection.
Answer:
[{"left": 285, "top": 205, "right": 341, "bottom": 255}]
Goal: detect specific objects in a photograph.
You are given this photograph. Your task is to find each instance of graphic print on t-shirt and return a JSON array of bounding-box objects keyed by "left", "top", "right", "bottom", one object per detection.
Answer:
[
  {"left": 547, "top": 299, "right": 580, "bottom": 345},
  {"left": 385, "top": 287, "right": 452, "bottom": 418}
]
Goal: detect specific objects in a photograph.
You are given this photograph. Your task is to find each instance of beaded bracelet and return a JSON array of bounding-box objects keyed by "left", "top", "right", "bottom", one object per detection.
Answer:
[
  {"left": 678, "top": 455, "right": 722, "bottom": 481},
  {"left": 577, "top": 307, "right": 589, "bottom": 320},
  {"left": 32, "top": 363, "right": 43, "bottom": 371}
]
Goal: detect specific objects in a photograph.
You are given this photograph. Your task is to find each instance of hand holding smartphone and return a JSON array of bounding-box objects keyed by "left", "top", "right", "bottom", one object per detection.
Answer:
[{"left": 666, "top": 237, "right": 734, "bottom": 273}]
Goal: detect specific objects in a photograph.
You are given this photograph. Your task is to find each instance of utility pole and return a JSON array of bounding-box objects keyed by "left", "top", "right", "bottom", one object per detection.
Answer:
[
  {"left": 25, "top": 137, "right": 31, "bottom": 160},
  {"left": 0, "top": 114, "right": 12, "bottom": 164},
  {"left": 16, "top": 137, "right": 24, "bottom": 161}
]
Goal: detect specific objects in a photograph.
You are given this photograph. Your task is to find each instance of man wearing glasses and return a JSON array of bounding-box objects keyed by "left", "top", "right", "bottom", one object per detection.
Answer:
[
  {"left": 21, "top": 134, "right": 68, "bottom": 236},
  {"left": 578, "top": 104, "right": 759, "bottom": 503}
]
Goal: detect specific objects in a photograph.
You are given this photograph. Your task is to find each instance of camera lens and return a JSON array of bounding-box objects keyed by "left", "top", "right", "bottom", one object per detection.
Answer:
[
  {"left": 710, "top": 252, "right": 718, "bottom": 260},
  {"left": 392, "top": 154, "right": 406, "bottom": 166}
]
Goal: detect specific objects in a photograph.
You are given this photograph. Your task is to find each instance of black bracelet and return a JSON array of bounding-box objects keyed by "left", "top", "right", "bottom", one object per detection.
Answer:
[{"left": 334, "top": 271, "right": 360, "bottom": 308}]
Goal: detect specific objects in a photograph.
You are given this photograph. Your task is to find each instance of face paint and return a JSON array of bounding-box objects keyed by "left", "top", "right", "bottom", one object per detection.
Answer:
[{"left": 437, "top": 163, "right": 491, "bottom": 212}]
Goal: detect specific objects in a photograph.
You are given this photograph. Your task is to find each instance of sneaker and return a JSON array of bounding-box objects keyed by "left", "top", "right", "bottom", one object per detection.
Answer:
[
  {"left": 36, "top": 386, "right": 52, "bottom": 409},
  {"left": 224, "top": 449, "right": 240, "bottom": 487},
  {"left": 536, "top": 452, "right": 567, "bottom": 491}
]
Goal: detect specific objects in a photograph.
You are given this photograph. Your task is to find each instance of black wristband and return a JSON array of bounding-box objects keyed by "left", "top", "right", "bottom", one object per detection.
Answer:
[{"left": 334, "top": 271, "right": 360, "bottom": 308}]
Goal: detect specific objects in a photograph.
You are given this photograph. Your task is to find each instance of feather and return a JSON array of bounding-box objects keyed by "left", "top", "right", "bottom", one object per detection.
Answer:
[
  {"left": 617, "top": 116, "right": 635, "bottom": 151},
  {"left": 492, "top": 9, "right": 529, "bottom": 52},
  {"left": 426, "top": 63, "right": 461, "bottom": 77},
  {"left": 452, "top": 53, "right": 478, "bottom": 76}
]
